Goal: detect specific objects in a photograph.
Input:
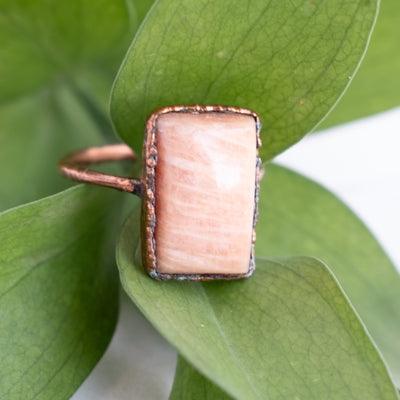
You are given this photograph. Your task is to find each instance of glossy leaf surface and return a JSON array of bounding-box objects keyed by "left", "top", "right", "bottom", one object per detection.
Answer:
[
  {"left": 111, "top": 0, "right": 378, "bottom": 160},
  {"left": 0, "top": 186, "right": 120, "bottom": 399},
  {"left": 117, "top": 206, "right": 398, "bottom": 400},
  {"left": 256, "top": 164, "right": 400, "bottom": 384}
]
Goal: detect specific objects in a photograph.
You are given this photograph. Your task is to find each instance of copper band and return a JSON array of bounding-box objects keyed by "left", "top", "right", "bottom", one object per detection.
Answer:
[{"left": 58, "top": 144, "right": 142, "bottom": 196}]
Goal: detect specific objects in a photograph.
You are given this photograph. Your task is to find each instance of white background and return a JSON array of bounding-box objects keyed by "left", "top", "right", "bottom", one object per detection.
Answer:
[{"left": 73, "top": 107, "right": 400, "bottom": 400}]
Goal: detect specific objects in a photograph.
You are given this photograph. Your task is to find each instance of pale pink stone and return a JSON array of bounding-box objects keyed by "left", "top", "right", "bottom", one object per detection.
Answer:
[{"left": 154, "top": 112, "right": 256, "bottom": 275}]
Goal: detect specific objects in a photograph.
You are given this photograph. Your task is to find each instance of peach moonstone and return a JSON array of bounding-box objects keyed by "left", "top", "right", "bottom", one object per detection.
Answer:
[{"left": 154, "top": 111, "right": 257, "bottom": 275}]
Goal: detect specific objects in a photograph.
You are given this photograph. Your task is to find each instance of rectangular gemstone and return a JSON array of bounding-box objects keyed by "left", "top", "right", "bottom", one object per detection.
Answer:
[{"left": 153, "top": 111, "right": 257, "bottom": 276}]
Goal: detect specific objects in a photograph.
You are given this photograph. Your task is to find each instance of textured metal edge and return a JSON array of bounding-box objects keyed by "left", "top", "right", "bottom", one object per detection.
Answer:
[{"left": 141, "top": 105, "right": 262, "bottom": 281}]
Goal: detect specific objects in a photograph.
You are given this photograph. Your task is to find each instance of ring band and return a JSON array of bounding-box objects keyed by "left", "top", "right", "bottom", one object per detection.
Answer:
[{"left": 58, "top": 144, "right": 142, "bottom": 196}]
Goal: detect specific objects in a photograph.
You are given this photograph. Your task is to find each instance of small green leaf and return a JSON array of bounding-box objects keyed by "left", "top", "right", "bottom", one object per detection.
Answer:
[
  {"left": 117, "top": 208, "right": 398, "bottom": 400},
  {"left": 322, "top": 0, "right": 400, "bottom": 127},
  {"left": 170, "top": 356, "right": 233, "bottom": 400},
  {"left": 0, "top": 186, "right": 120, "bottom": 399},
  {"left": 111, "top": 0, "right": 378, "bottom": 160},
  {"left": 256, "top": 164, "right": 400, "bottom": 384}
]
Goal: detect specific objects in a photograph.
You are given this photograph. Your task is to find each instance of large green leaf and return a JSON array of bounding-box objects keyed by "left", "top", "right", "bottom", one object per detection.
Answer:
[
  {"left": 256, "top": 164, "right": 400, "bottom": 384},
  {"left": 117, "top": 207, "right": 398, "bottom": 400},
  {"left": 322, "top": 0, "right": 400, "bottom": 127},
  {"left": 0, "top": 186, "right": 120, "bottom": 399},
  {"left": 111, "top": 0, "right": 378, "bottom": 161}
]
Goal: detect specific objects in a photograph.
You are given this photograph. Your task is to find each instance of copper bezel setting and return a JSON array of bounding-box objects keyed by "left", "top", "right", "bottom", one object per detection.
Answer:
[{"left": 141, "top": 105, "right": 262, "bottom": 281}]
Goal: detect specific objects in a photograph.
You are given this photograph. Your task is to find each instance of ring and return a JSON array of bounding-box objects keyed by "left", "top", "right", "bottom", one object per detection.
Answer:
[
  {"left": 59, "top": 105, "right": 262, "bottom": 281},
  {"left": 58, "top": 143, "right": 142, "bottom": 196}
]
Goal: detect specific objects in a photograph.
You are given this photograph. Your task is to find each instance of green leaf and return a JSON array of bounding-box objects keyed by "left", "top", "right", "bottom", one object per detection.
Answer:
[
  {"left": 111, "top": 0, "right": 378, "bottom": 161},
  {"left": 0, "top": 0, "right": 141, "bottom": 211},
  {"left": 256, "top": 164, "right": 400, "bottom": 384},
  {"left": 170, "top": 356, "right": 233, "bottom": 400},
  {"left": 0, "top": 84, "right": 111, "bottom": 211},
  {"left": 0, "top": 0, "right": 133, "bottom": 102},
  {"left": 117, "top": 208, "right": 398, "bottom": 400},
  {"left": 0, "top": 186, "right": 120, "bottom": 399},
  {"left": 322, "top": 0, "right": 400, "bottom": 127}
]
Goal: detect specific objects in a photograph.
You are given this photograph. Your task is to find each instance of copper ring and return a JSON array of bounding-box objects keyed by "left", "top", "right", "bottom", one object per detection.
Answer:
[
  {"left": 58, "top": 144, "right": 142, "bottom": 197},
  {"left": 58, "top": 105, "right": 262, "bottom": 281}
]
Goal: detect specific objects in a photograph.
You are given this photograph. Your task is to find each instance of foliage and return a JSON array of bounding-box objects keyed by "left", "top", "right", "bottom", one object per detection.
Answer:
[
  {"left": 118, "top": 205, "right": 398, "bottom": 399},
  {"left": 322, "top": 0, "right": 400, "bottom": 127},
  {"left": 111, "top": 0, "right": 377, "bottom": 160},
  {"left": 0, "top": 0, "right": 399, "bottom": 399},
  {"left": 0, "top": 186, "right": 120, "bottom": 398}
]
